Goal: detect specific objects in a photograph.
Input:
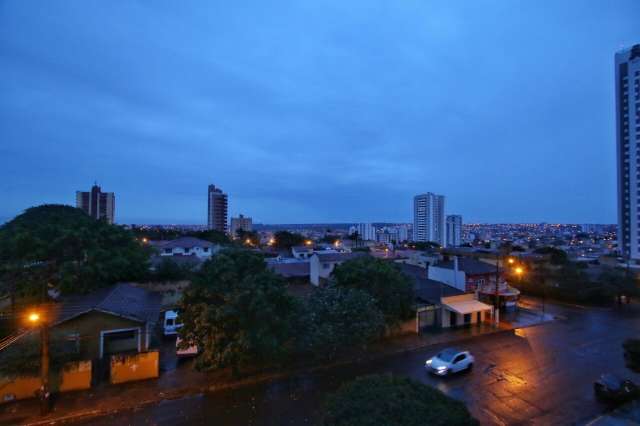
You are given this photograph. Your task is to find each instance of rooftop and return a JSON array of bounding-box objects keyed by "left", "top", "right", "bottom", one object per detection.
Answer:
[
  {"left": 434, "top": 257, "right": 498, "bottom": 275},
  {"left": 398, "top": 263, "right": 463, "bottom": 304},
  {"left": 53, "top": 283, "right": 162, "bottom": 326}
]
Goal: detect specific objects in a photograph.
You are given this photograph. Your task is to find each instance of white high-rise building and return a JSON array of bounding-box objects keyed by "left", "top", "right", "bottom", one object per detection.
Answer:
[
  {"left": 616, "top": 44, "right": 640, "bottom": 260},
  {"left": 207, "top": 184, "right": 228, "bottom": 233},
  {"left": 356, "top": 223, "right": 376, "bottom": 241},
  {"left": 446, "top": 215, "right": 463, "bottom": 247},
  {"left": 230, "top": 214, "right": 252, "bottom": 238},
  {"left": 413, "top": 193, "right": 445, "bottom": 245}
]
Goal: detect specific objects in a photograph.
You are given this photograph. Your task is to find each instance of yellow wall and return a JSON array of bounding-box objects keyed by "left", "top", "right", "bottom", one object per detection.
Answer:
[
  {"left": 60, "top": 360, "right": 92, "bottom": 392},
  {"left": 110, "top": 351, "right": 159, "bottom": 384},
  {"left": 0, "top": 360, "right": 91, "bottom": 404}
]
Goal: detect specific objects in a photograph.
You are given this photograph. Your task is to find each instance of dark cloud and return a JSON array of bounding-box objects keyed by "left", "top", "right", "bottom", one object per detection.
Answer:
[{"left": 1, "top": 0, "right": 639, "bottom": 224}]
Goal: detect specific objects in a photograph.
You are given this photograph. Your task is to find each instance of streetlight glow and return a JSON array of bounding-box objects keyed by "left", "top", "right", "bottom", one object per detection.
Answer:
[
  {"left": 515, "top": 266, "right": 524, "bottom": 275},
  {"left": 28, "top": 312, "right": 40, "bottom": 323},
  {"left": 508, "top": 258, "right": 515, "bottom": 264}
]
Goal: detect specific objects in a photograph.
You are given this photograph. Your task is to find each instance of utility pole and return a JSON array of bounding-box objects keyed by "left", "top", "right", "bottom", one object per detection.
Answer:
[
  {"left": 494, "top": 255, "right": 500, "bottom": 326},
  {"left": 40, "top": 322, "right": 50, "bottom": 415}
]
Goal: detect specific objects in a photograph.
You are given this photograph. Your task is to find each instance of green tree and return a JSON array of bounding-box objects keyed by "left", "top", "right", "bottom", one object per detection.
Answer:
[
  {"left": 533, "top": 246, "right": 568, "bottom": 265},
  {"left": 322, "top": 375, "right": 478, "bottom": 426},
  {"left": 597, "top": 267, "right": 639, "bottom": 305},
  {"left": 273, "top": 231, "right": 305, "bottom": 249},
  {"left": 298, "top": 286, "right": 384, "bottom": 360},
  {"left": 152, "top": 257, "right": 196, "bottom": 282},
  {"left": 331, "top": 257, "right": 414, "bottom": 325},
  {"left": 235, "top": 229, "right": 260, "bottom": 246},
  {"left": 188, "top": 229, "right": 230, "bottom": 245},
  {"left": 623, "top": 339, "right": 640, "bottom": 373},
  {"left": 0, "top": 205, "right": 150, "bottom": 297},
  {"left": 177, "top": 249, "right": 299, "bottom": 377}
]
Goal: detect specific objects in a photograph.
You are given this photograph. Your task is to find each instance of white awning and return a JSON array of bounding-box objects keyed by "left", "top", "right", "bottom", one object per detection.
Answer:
[{"left": 444, "top": 299, "right": 493, "bottom": 315}]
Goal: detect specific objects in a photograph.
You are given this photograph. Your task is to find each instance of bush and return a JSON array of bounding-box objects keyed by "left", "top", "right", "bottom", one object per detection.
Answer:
[{"left": 322, "top": 375, "right": 478, "bottom": 426}]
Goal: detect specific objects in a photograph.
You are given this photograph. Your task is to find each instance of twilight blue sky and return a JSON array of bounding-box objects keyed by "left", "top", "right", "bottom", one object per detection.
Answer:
[{"left": 1, "top": 1, "right": 639, "bottom": 224}]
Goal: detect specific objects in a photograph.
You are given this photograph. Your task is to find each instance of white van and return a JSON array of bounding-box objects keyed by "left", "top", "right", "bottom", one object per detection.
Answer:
[{"left": 163, "top": 310, "right": 183, "bottom": 336}]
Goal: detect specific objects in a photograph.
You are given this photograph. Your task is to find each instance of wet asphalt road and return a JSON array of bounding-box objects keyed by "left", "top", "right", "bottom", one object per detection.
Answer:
[{"left": 80, "top": 300, "right": 640, "bottom": 426}]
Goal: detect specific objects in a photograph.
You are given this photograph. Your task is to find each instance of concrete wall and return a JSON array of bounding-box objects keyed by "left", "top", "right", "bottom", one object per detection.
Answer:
[
  {"left": 428, "top": 267, "right": 466, "bottom": 291},
  {"left": 0, "top": 361, "right": 92, "bottom": 404},
  {"left": 385, "top": 317, "right": 418, "bottom": 337},
  {"left": 110, "top": 350, "right": 159, "bottom": 384}
]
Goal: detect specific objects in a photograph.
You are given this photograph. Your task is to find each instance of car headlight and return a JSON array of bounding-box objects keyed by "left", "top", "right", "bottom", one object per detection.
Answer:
[
  {"left": 436, "top": 366, "right": 448, "bottom": 374},
  {"left": 426, "top": 359, "right": 432, "bottom": 366}
]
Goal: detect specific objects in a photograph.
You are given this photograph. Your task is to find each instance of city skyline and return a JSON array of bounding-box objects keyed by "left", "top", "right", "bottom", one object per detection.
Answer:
[{"left": 1, "top": 2, "right": 640, "bottom": 224}]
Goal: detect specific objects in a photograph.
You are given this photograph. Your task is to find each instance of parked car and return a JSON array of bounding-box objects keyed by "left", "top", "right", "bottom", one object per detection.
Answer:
[
  {"left": 425, "top": 348, "right": 474, "bottom": 376},
  {"left": 163, "top": 310, "right": 183, "bottom": 336},
  {"left": 594, "top": 374, "right": 639, "bottom": 403},
  {"left": 176, "top": 336, "right": 198, "bottom": 358}
]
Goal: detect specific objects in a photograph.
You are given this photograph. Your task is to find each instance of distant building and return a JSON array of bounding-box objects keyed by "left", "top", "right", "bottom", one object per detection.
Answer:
[
  {"left": 149, "top": 236, "right": 219, "bottom": 258},
  {"left": 413, "top": 193, "right": 445, "bottom": 245},
  {"left": 76, "top": 184, "right": 115, "bottom": 224},
  {"left": 356, "top": 223, "right": 376, "bottom": 241},
  {"left": 207, "top": 185, "right": 228, "bottom": 233},
  {"left": 230, "top": 214, "right": 252, "bottom": 238},
  {"left": 446, "top": 215, "right": 463, "bottom": 247},
  {"left": 616, "top": 44, "right": 640, "bottom": 260}
]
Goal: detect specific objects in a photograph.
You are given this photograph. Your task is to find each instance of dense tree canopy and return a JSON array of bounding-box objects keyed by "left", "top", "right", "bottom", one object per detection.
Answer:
[
  {"left": 273, "top": 231, "right": 306, "bottom": 249},
  {"left": 0, "top": 205, "right": 150, "bottom": 296},
  {"left": 331, "top": 257, "right": 414, "bottom": 325},
  {"left": 178, "top": 249, "right": 299, "bottom": 376},
  {"left": 322, "top": 375, "right": 478, "bottom": 426},
  {"left": 298, "top": 286, "right": 384, "bottom": 360},
  {"left": 533, "top": 246, "right": 568, "bottom": 265}
]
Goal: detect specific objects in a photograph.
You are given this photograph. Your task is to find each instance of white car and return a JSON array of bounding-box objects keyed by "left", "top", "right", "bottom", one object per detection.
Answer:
[
  {"left": 425, "top": 348, "right": 474, "bottom": 376},
  {"left": 163, "top": 310, "right": 183, "bottom": 336}
]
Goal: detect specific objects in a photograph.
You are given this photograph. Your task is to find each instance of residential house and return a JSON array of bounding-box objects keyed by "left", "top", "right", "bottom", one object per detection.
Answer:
[
  {"left": 291, "top": 246, "right": 314, "bottom": 259},
  {"left": 51, "top": 283, "right": 162, "bottom": 361},
  {"left": 309, "top": 252, "right": 366, "bottom": 286},
  {"left": 399, "top": 263, "right": 493, "bottom": 329},
  {"left": 428, "top": 256, "right": 519, "bottom": 311},
  {"left": 150, "top": 237, "right": 220, "bottom": 259}
]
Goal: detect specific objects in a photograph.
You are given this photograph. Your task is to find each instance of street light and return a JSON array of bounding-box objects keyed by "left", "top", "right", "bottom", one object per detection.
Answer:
[
  {"left": 508, "top": 257, "right": 515, "bottom": 265},
  {"left": 27, "top": 310, "right": 50, "bottom": 415},
  {"left": 515, "top": 266, "right": 524, "bottom": 275},
  {"left": 305, "top": 240, "right": 312, "bottom": 246}
]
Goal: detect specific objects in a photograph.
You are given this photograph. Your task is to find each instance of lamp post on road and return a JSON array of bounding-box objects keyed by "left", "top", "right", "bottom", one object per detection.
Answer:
[{"left": 28, "top": 311, "right": 50, "bottom": 415}]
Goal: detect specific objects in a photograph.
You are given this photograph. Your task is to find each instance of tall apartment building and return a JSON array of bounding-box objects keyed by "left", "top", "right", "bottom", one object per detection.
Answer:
[
  {"left": 446, "top": 215, "right": 463, "bottom": 247},
  {"left": 76, "top": 184, "right": 115, "bottom": 224},
  {"left": 207, "top": 184, "right": 228, "bottom": 233},
  {"left": 356, "top": 223, "right": 376, "bottom": 241},
  {"left": 616, "top": 44, "right": 640, "bottom": 260},
  {"left": 230, "top": 214, "right": 252, "bottom": 238},
  {"left": 413, "top": 193, "right": 445, "bottom": 245}
]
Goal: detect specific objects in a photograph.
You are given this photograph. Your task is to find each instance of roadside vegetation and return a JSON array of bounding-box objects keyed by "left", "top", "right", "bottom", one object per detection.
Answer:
[
  {"left": 322, "top": 374, "right": 478, "bottom": 426},
  {"left": 177, "top": 251, "right": 415, "bottom": 376},
  {"left": 509, "top": 247, "right": 639, "bottom": 306}
]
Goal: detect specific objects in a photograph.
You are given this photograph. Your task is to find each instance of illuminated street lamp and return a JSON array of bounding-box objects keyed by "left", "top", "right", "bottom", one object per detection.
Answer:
[
  {"left": 245, "top": 238, "right": 252, "bottom": 245},
  {"left": 508, "top": 257, "right": 515, "bottom": 265},
  {"left": 141, "top": 237, "right": 148, "bottom": 244},
  {"left": 305, "top": 240, "right": 312, "bottom": 246},
  {"left": 27, "top": 310, "right": 50, "bottom": 415},
  {"left": 515, "top": 266, "right": 524, "bottom": 275}
]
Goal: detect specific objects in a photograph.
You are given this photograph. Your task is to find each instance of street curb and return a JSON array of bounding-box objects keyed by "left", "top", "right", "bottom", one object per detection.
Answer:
[{"left": 18, "top": 321, "right": 550, "bottom": 425}]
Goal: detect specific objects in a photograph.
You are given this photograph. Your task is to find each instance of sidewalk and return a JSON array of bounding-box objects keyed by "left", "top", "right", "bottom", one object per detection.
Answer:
[{"left": 0, "top": 309, "right": 551, "bottom": 426}]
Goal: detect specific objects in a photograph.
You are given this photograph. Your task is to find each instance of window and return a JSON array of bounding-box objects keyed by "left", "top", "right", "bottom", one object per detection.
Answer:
[
  {"left": 453, "top": 354, "right": 466, "bottom": 363},
  {"left": 203, "top": 247, "right": 209, "bottom": 252}
]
